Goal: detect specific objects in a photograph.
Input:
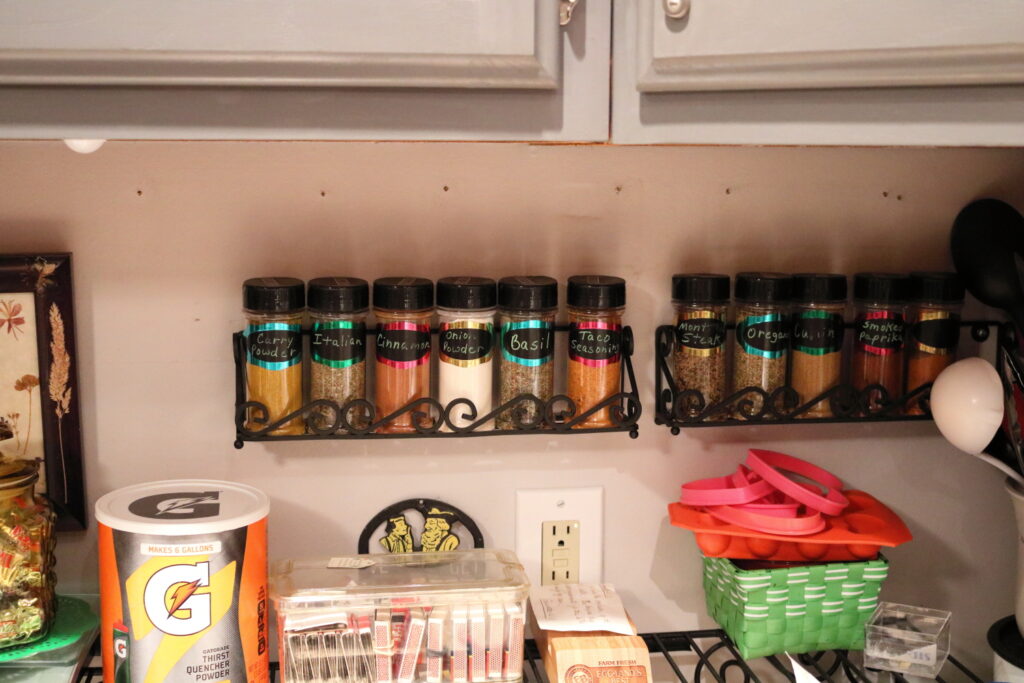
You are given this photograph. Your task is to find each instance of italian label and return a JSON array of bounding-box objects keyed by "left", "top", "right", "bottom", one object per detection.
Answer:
[
  {"left": 376, "top": 322, "right": 431, "bottom": 369},
  {"left": 439, "top": 321, "right": 493, "bottom": 367},
  {"left": 792, "top": 310, "right": 844, "bottom": 355},
  {"left": 501, "top": 320, "right": 554, "bottom": 367},
  {"left": 311, "top": 320, "right": 366, "bottom": 368},
  {"left": 910, "top": 311, "right": 959, "bottom": 355},
  {"left": 855, "top": 311, "right": 905, "bottom": 356},
  {"left": 244, "top": 322, "right": 302, "bottom": 370},
  {"left": 676, "top": 312, "right": 726, "bottom": 357},
  {"left": 736, "top": 313, "right": 789, "bottom": 359},
  {"left": 569, "top": 321, "right": 622, "bottom": 367}
]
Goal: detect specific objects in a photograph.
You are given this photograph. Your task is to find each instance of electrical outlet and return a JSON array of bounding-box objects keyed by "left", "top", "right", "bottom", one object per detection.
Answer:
[
  {"left": 541, "top": 520, "right": 580, "bottom": 585},
  {"left": 515, "top": 487, "right": 602, "bottom": 586}
]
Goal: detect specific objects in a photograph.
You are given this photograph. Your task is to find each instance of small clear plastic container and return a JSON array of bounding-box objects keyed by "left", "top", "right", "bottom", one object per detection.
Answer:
[
  {"left": 271, "top": 549, "right": 530, "bottom": 683},
  {"left": 864, "top": 602, "right": 951, "bottom": 678}
]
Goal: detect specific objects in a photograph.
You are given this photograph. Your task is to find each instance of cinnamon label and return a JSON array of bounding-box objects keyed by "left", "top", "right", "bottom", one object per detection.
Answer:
[{"left": 376, "top": 322, "right": 431, "bottom": 368}]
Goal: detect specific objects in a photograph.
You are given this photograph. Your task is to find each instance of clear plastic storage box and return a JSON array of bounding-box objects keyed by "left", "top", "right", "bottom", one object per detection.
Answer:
[
  {"left": 864, "top": 602, "right": 951, "bottom": 678},
  {"left": 271, "top": 550, "right": 530, "bottom": 683}
]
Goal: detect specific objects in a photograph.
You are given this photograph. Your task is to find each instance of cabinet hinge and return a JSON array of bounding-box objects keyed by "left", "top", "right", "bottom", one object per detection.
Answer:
[{"left": 560, "top": 0, "right": 581, "bottom": 26}]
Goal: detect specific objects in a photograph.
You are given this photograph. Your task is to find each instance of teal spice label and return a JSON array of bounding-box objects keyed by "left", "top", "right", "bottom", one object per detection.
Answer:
[
  {"left": 793, "top": 310, "right": 844, "bottom": 355},
  {"left": 501, "top": 320, "right": 554, "bottom": 367},
  {"left": 311, "top": 320, "right": 366, "bottom": 368},
  {"left": 244, "top": 322, "right": 302, "bottom": 370},
  {"left": 736, "top": 312, "right": 789, "bottom": 359}
]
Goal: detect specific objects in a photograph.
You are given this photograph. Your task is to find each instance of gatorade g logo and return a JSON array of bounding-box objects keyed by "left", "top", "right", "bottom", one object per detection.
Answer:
[
  {"left": 128, "top": 491, "right": 221, "bottom": 520},
  {"left": 144, "top": 562, "right": 211, "bottom": 636},
  {"left": 114, "top": 636, "right": 127, "bottom": 659}
]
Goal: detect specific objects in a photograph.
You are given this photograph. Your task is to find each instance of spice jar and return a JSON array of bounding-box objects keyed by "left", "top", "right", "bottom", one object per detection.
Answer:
[
  {"left": 497, "top": 276, "right": 558, "bottom": 430},
  {"left": 905, "top": 272, "right": 965, "bottom": 414},
  {"left": 0, "top": 459, "right": 55, "bottom": 651},
  {"left": 732, "top": 273, "right": 792, "bottom": 416},
  {"left": 243, "top": 277, "right": 305, "bottom": 435},
  {"left": 851, "top": 273, "right": 909, "bottom": 405},
  {"left": 437, "top": 277, "right": 497, "bottom": 430},
  {"left": 373, "top": 277, "right": 434, "bottom": 434},
  {"left": 672, "top": 273, "right": 729, "bottom": 410},
  {"left": 567, "top": 275, "right": 626, "bottom": 429},
  {"left": 308, "top": 277, "right": 369, "bottom": 432},
  {"left": 790, "top": 273, "right": 847, "bottom": 418}
]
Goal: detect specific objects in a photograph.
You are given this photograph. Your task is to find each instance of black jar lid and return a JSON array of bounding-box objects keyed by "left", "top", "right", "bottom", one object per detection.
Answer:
[
  {"left": 908, "top": 271, "right": 965, "bottom": 304},
  {"left": 567, "top": 275, "right": 626, "bottom": 309},
  {"left": 308, "top": 277, "right": 369, "bottom": 313},
  {"left": 373, "top": 277, "right": 434, "bottom": 311},
  {"left": 498, "top": 276, "right": 558, "bottom": 310},
  {"left": 672, "top": 273, "right": 730, "bottom": 304},
  {"left": 243, "top": 277, "right": 305, "bottom": 313},
  {"left": 734, "top": 272, "right": 792, "bottom": 303},
  {"left": 853, "top": 272, "right": 909, "bottom": 303},
  {"left": 437, "top": 277, "right": 497, "bottom": 310},
  {"left": 792, "top": 273, "right": 848, "bottom": 303}
]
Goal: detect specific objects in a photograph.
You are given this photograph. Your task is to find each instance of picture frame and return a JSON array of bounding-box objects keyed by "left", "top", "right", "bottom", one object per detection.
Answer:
[{"left": 0, "top": 253, "right": 85, "bottom": 530}]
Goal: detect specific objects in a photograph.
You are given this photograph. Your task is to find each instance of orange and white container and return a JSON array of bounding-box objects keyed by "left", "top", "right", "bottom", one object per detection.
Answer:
[{"left": 96, "top": 480, "right": 270, "bottom": 683}]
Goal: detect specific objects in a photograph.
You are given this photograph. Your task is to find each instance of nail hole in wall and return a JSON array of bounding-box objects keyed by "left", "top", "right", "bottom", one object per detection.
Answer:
[
  {"left": 725, "top": 188, "right": 731, "bottom": 195},
  {"left": 897, "top": 195, "right": 903, "bottom": 201},
  {"left": 882, "top": 191, "right": 889, "bottom": 197},
  {"left": 615, "top": 185, "right": 623, "bottom": 194},
  {"left": 136, "top": 190, "right": 142, "bottom": 196},
  {"left": 443, "top": 185, "right": 450, "bottom": 192},
  {"left": 320, "top": 191, "right": 326, "bottom": 197}
]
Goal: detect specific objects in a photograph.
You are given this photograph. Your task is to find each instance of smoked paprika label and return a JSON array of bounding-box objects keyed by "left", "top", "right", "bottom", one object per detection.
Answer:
[
  {"left": 569, "top": 321, "right": 622, "bottom": 367},
  {"left": 793, "top": 310, "right": 844, "bottom": 355},
  {"left": 855, "top": 311, "right": 905, "bottom": 356},
  {"left": 244, "top": 323, "right": 302, "bottom": 371},
  {"left": 439, "top": 321, "right": 493, "bottom": 367},
  {"left": 910, "top": 311, "right": 960, "bottom": 355},
  {"left": 500, "top": 320, "right": 554, "bottom": 367},
  {"left": 676, "top": 313, "right": 726, "bottom": 356},
  {"left": 736, "top": 313, "right": 789, "bottom": 359},
  {"left": 376, "top": 322, "right": 431, "bottom": 368},
  {"left": 311, "top": 320, "right": 365, "bottom": 368}
]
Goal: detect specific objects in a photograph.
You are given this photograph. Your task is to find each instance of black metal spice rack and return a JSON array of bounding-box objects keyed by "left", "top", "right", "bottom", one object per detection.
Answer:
[
  {"left": 234, "top": 325, "right": 642, "bottom": 447},
  {"left": 655, "top": 320, "right": 999, "bottom": 431}
]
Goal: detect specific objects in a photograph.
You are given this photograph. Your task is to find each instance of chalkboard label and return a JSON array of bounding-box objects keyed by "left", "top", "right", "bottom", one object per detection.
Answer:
[
  {"left": 676, "top": 314, "right": 726, "bottom": 355},
  {"left": 376, "top": 322, "right": 431, "bottom": 368},
  {"left": 440, "top": 322, "right": 493, "bottom": 366},
  {"left": 911, "top": 313, "right": 960, "bottom": 355},
  {"left": 856, "top": 311, "right": 905, "bottom": 356},
  {"left": 793, "top": 310, "right": 844, "bottom": 355},
  {"left": 245, "top": 323, "right": 302, "bottom": 371},
  {"left": 311, "top": 320, "right": 366, "bottom": 368},
  {"left": 736, "top": 313, "right": 789, "bottom": 359},
  {"left": 501, "top": 320, "right": 554, "bottom": 367},
  {"left": 569, "top": 321, "right": 622, "bottom": 367}
]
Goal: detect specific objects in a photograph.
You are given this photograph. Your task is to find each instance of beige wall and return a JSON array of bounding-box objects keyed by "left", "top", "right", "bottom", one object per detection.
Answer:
[{"left": 1, "top": 141, "right": 1023, "bottom": 675}]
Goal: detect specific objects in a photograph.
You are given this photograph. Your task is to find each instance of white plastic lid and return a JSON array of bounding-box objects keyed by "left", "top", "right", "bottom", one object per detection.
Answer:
[{"left": 95, "top": 479, "right": 269, "bottom": 536}]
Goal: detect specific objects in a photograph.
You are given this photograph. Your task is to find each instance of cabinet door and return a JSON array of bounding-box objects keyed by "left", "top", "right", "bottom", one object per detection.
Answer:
[
  {"left": 613, "top": 0, "right": 1024, "bottom": 145},
  {"left": 0, "top": 0, "right": 609, "bottom": 141}
]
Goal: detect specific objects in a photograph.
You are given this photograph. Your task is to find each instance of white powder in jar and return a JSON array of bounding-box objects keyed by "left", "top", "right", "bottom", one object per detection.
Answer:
[{"left": 438, "top": 315, "right": 495, "bottom": 430}]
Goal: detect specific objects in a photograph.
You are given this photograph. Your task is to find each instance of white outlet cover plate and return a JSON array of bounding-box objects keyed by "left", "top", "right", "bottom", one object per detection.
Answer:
[{"left": 515, "top": 487, "right": 603, "bottom": 586}]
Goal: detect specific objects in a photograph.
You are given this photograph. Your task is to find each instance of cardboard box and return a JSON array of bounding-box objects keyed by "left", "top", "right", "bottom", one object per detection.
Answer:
[{"left": 530, "top": 610, "right": 653, "bottom": 683}]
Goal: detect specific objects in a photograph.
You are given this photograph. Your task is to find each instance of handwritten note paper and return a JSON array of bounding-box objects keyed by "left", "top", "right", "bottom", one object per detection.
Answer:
[{"left": 529, "top": 584, "right": 635, "bottom": 636}]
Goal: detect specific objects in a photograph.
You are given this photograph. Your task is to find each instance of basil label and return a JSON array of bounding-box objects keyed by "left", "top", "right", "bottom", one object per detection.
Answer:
[
  {"left": 737, "top": 314, "right": 789, "bottom": 359},
  {"left": 793, "top": 310, "right": 844, "bottom": 355},
  {"left": 244, "top": 323, "right": 302, "bottom": 370},
  {"left": 376, "top": 322, "right": 431, "bottom": 368},
  {"left": 856, "top": 312, "right": 905, "bottom": 356},
  {"left": 676, "top": 317, "right": 725, "bottom": 352},
  {"left": 569, "top": 322, "right": 622, "bottom": 367},
  {"left": 311, "top": 320, "right": 365, "bottom": 368},
  {"left": 501, "top": 320, "right": 554, "bottom": 367},
  {"left": 440, "top": 323, "right": 493, "bottom": 366},
  {"left": 911, "top": 314, "right": 960, "bottom": 354}
]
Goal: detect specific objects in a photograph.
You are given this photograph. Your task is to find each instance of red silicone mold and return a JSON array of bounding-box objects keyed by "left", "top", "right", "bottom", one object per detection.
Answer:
[{"left": 668, "top": 490, "right": 912, "bottom": 562}]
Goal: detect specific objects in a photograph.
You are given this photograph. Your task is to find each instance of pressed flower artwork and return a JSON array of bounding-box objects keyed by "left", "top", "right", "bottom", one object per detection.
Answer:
[{"left": 0, "top": 293, "right": 45, "bottom": 481}]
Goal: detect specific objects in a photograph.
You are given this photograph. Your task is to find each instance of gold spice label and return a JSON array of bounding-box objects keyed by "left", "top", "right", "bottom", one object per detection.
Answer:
[
  {"left": 676, "top": 310, "right": 726, "bottom": 357},
  {"left": 439, "top": 320, "right": 493, "bottom": 367},
  {"left": 910, "top": 310, "right": 960, "bottom": 355}
]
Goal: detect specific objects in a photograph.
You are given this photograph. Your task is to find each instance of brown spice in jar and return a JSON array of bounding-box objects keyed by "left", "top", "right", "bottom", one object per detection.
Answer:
[
  {"left": 567, "top": 308, "right": 623, "bottom": 428},
  {"left": 373, "top": 277, "right": 434, "bottom": 434},
  {"left": 905, "top": 309, "right": 960, "bottom": 415},
  {"left": 850, "top": 310, "right": 905, "bottom": 403},
  {"left": 673, "top": 309, "right": 728, "bottom": 409},
  {"left": 789, "top": 274, "right": 847, "bottom": 418}
]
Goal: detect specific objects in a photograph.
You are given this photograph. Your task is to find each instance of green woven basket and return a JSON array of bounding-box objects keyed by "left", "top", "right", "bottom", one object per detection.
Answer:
[{"left": 703, "top": 555, "right": 889, "bottom": 659}]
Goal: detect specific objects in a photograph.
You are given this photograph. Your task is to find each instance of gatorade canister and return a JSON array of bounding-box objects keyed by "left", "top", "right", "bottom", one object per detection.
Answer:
[{"left": 96, "top": 480, "right": 270, "bottom": 683}]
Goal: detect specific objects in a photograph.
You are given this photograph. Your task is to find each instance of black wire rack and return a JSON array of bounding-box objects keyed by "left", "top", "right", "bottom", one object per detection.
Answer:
[
  {"left": 73, "top": 629, "right": 982, "bottom": 683},
  {"left": 655, "top": 320, "right": 999, "bottom": 431},
  {"left": 235, "top": 325, "right": 642, "bottom": 447}
]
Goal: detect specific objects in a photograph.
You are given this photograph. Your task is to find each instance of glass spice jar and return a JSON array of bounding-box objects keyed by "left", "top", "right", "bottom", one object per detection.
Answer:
[
  {"left": 850, "top": 273, "right": 909, "bottom": 406},
  {"left": 373, "top": 277, "right": 434, "bottom": 434},
  {"left": 0, "top": 459, "right": 55, "bottom": 651},
  {"left": 437, "top": 277, "right": 497, "bottom": 430},
  {"left": 905, "top": 272, "right": 965, "bottom": 415},
  {"left": 671, "top": 273, "right": 730, "bottom": 412},
  {"left": 308, "top": 277, "right": 369, "bottom": 432},
  {"left": 242, "top": 277, "right": 305, "bottom": 435},
  {"left": 790, "top": 273, "right": 847, "bottom": 418},
  {"left": 567, "top": 275, "right": 626, "bottom": 429},
  {"left": 496, "top": 276, "right": 558, "bottom": 430},
  {"left": 732, "top": 273, "right": 792, "bottom": 417}
]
